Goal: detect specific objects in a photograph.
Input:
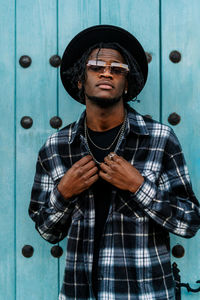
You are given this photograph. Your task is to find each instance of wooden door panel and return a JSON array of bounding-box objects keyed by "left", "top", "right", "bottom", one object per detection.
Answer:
[
  {"left": 1, "top": 1, "right": 199, "bottom": 299},
  {"left": 58, "top": 0, "right": 100, "bottom": 127},
  {"left": 16, "top": 0, "right": 58, "bottom": 299},
  {"left": 161, "top": 1, "right": 200, "bottom": 299},
  {"left": 0, "top": 0, "right": 15, "bottom": 299},
  {"left": 101, "top": 0, "right": 160, "bottom": 120}
]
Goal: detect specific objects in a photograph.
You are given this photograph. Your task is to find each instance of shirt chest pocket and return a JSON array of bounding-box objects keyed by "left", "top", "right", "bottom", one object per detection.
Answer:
[
  {"left": 115, "top": 192, "right": 147, "bottom": 220},
  {"left": 114, "top": 168, "right": 159, "bottom": 220}
]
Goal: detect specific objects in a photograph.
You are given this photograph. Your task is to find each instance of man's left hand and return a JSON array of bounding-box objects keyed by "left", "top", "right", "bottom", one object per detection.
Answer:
[{"left": 99, "top": 153, "right": 144, "bottom": 193}]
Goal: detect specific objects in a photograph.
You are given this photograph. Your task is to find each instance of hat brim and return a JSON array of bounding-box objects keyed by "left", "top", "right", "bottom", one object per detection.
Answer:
[{"left": 60, "top": 25, "right": 148, "bottom": 103}]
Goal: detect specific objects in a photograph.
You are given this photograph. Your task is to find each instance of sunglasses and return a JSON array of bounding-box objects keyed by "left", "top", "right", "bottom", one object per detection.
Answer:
[{"left": 86, "top": 60, "right": 129, "bottom": 76}]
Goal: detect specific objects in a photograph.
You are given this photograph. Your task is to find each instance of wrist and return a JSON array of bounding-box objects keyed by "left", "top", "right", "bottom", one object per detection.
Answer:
[
  {"left": 128, "top": 176, "right": 144, "bottom": 194},
  {"left": 57, "top": 183, "right": 72, "bottom": 200}
]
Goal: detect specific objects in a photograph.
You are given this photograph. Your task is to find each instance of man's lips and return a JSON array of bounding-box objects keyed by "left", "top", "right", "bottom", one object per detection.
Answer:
[
  {"left": 98, "top": 84, "right": 113, "bottom": 90},
  {"left": 96, "top": 81, "right": 114, "bottom": 90}
]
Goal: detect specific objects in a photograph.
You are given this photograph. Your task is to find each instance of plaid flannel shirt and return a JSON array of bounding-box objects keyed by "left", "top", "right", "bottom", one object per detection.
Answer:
[{"left": 29, "top": 105, "right": 200, "bottom": 300}]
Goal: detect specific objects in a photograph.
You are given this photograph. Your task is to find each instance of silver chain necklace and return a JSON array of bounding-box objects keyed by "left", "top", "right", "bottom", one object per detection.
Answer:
[
  {"left": 84, "top": 110, "right": 127, "bottom": 165},
  {"left": 85, "top": 120, "right": 123, "bottom": 151}
]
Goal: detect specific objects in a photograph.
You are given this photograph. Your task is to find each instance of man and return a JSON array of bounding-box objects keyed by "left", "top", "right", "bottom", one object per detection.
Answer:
[{"left": 29, "top": 25, "right": 200, "bottom": 300}]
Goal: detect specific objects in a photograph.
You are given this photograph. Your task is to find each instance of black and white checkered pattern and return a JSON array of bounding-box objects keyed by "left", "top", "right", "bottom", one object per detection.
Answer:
[{"left": 29, "top": 105, "right": 200, "bottom": 300}]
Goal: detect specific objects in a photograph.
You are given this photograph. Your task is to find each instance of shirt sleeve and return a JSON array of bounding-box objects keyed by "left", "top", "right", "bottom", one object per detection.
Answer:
[
  {"left": 28, "top": 147, "right": 77, "bottom": 244},
  {"left": 131, "top": 128, "right": 200, "bottom": 238}
]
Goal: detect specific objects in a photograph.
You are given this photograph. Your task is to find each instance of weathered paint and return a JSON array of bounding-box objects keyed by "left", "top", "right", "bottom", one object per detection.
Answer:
[{"left": 0, "top": 1, "right": 199, "bottom": 299}]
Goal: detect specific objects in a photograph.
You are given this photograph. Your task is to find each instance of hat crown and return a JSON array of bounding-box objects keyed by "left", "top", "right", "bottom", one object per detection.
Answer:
[{"left": 60, "top": 25, "right": 148, "bottom": 103}]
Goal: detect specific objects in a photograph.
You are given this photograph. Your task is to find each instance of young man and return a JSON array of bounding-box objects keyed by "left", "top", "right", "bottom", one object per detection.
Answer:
[{"left": 29, "top": 25, "right": 200, "bottom": 300}]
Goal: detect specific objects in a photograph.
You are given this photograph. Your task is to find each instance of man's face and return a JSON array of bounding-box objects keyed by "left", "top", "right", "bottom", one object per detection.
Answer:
[{"left": 82, "top": 48, "right": 128, "bottom": 106}]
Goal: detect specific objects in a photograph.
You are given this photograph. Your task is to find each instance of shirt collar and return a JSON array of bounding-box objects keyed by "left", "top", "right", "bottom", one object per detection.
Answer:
[
  {"left": 68, "top": 110, "right": 86, "bottom": 143},
  {"left": 126, "top": 104, "right": 149, "bottom": 136},
  {"left": 68, "top": 104, "right": 149, "bottom": 143}
]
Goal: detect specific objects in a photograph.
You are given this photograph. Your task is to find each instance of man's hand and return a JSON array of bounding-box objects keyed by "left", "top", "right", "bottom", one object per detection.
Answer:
[
  {"left": 57, "top": 155, "right": 99, "bottom": 200},
  {"left": 99, "top": 153, "right": 144, "bottom": 193}
]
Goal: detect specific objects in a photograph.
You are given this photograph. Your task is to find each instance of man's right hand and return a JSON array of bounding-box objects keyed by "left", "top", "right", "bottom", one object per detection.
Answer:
[{"left": 57, "top": 155, "right": 99, "bottom": 200}]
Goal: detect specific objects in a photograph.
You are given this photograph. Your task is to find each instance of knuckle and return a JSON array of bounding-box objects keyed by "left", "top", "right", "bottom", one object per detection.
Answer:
[
  {"left": 111, "top": 163, "right": 117, "bottom": 171},
  {"left": 94, "top": 166, "right": 98, "bottom": 172},
  {"left": 90, "top": 159, "right": 95, "bottom": 165},
  {"left": 77, "top": 167, "right": 84, "bottom": 176},
  {"left": 90, "top": 161, "right": 96, "bottom": 168},
  {"left": 105, "top": 158, "right": 110, "bottom": 164},
  {"left": 84, "top": 179, "right": 89, "bottom": 187},
  {"left": 94, "top": 175, "right": 99, "bottom": 181},
  {"left": 82, "top": 174, "right": 87, "bottom": 181},
  {"left": 73, "top": 162, "right": 80, "bottom": 170},
  {"left": 86, "top": 155, "right": 92, "bottom": 163},
  {"left": 108, "top": 169, "right": 114, "bottom": 175},
  {"left": 115, "top": 158, "right": 121, "bottom": 163}
]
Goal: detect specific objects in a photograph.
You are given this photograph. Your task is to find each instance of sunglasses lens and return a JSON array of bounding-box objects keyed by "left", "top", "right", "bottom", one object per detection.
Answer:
[
  {"left": 111, "top": 67, "right": 127, "bottom": 75},
  {"left": 88, "top": 65, "right": 105, "bottom": 73}
]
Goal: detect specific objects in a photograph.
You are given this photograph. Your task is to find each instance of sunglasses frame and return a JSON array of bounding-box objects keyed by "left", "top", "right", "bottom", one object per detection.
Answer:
[{"left": 86, "top": 60, "right": 129, "bottom": 75}]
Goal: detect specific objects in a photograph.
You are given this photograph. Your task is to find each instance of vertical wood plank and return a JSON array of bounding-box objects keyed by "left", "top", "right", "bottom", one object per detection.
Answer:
[
  {"left": 58, "top": 0, "right": 100, "bottom": 126},
  {"left": 161, "top": 1, "right": 200, "bottom": 299},
  {"left": 0, "top": 1, "right": 15, "bottom": 299},
  {"left": 101, "top": 0, "right": 160, "bottom": 120},
  {"left": 16, "top": 0, "right": 58, "bottom": 299},
  {"left": 58, "top": 0, "right": 100, "bottom": 290}
]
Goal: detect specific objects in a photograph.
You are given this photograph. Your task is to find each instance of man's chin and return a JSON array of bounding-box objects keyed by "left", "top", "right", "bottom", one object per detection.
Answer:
[{"left": 85, "top": 93, "right": 122, "bottom": 108}]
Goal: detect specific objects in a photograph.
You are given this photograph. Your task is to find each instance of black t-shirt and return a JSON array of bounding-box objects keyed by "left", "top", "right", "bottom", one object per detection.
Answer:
[{"left": 87, "top": 124, "right": 122, "bottom": 297}]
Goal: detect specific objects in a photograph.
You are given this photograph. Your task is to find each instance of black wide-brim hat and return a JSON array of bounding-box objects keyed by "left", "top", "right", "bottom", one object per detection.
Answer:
[{"left": 60, "top": 25, "right": 148, "bottom": 103}]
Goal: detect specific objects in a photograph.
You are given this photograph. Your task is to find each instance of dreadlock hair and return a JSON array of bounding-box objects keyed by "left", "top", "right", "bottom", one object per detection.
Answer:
[{"left": 62, "top": 42, "right": 144, "bottom": 104}]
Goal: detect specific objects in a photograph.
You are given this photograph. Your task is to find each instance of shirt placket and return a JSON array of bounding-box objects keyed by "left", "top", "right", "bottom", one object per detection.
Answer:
[{"left": 80, "top": 134, "right": 97, "bottom": 298}]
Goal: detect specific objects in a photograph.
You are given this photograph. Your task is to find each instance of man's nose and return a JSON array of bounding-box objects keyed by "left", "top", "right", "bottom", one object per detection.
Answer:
[{"left": 99, "top": 66, "right": 113, "bottom": 78}]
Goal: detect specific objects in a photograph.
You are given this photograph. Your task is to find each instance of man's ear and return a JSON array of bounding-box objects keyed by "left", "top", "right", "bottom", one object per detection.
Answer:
[{"left": 78, "top": 80, "right": 82, "bottom": 90}]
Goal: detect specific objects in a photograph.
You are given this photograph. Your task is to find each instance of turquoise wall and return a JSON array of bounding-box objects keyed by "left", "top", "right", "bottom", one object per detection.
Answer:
[{"left": 0, "top": 0, "right": 199, "bottom": 299}]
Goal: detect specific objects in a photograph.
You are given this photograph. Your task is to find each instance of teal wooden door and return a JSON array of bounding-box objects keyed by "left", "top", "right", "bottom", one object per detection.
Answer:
[{"left": 0, "top": 1, "right": 199, "bottom": 299}]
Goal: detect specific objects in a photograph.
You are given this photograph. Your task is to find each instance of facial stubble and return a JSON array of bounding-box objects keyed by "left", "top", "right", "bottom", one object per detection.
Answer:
[{"left": 85, "top": 93, "right": 123, "bottom": 108}]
